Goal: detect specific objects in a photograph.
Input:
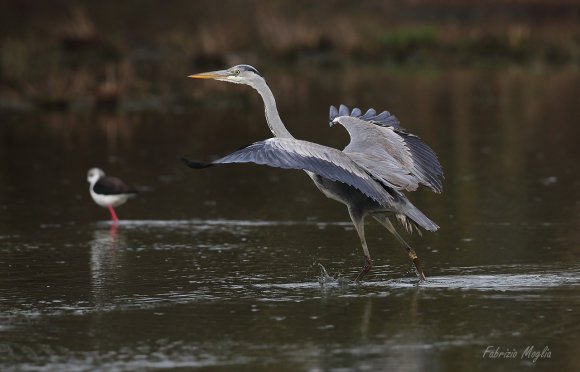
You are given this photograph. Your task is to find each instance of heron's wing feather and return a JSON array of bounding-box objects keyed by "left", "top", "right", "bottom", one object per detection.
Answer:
[
  {"left": 329, "top": 105, "right": 443, "bottom": 193},
  {"left": 182, "top": 138, "right": 395, "bottom": 206},
  {"left": 329, "top": 104, "right": 401, "bottom": 128}
]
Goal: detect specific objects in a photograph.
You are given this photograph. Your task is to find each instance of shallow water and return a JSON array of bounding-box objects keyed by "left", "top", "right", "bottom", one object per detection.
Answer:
[{"left": 1, "top": 66, "right": 580, "bottom": 371}]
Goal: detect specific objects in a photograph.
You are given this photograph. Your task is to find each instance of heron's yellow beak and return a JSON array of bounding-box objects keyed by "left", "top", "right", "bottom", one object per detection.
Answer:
[
  {"left": 188, "top": 73, "right": 219, "bottom": 79},
  {"left": 188, "top": 70, "right": 228, "bottom": 80}
]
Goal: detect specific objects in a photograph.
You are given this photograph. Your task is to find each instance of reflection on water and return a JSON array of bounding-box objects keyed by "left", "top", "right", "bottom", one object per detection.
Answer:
[
  {"left": 90, "top": 225, "right": 127, "bottom": 309},
  {"left": 1, "top": 67, "right": 580, "bottom": 371}
]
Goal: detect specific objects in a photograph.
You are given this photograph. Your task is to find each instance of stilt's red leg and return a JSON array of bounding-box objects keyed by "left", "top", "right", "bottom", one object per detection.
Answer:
[
  {"left": 109, "top": 223, "right": 118, "bottom": 236},
  {"left": 107, "top": 205, "right": 119, "bottom": 223}
]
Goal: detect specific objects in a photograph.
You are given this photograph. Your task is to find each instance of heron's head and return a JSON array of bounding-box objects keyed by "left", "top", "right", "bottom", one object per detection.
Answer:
[
  {"left": 188, "top": 64, "right": 262, "bottom": 86},
  {"left": 87, "top": 168, "right": 105, "bottom": 184}
]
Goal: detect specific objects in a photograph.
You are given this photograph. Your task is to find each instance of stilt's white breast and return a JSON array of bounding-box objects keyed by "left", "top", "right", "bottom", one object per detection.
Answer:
[{"left": 89, "top": 187, "right": 131, "bottom": 208}]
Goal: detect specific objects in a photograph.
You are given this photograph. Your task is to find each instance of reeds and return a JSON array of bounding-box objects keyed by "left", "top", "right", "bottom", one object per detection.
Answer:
[{"left": 0, "top": 1, "right": 578, "bottom": 112}]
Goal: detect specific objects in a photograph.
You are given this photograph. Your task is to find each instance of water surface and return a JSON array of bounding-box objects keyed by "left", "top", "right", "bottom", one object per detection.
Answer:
[{"left": 1, "top": 66, "right": 579, "bottom": 371}]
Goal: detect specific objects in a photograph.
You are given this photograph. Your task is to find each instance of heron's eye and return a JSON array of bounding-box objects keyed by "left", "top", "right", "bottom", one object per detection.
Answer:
[{"left": 233, "top": 69, "right": 240, "bottom": 75}]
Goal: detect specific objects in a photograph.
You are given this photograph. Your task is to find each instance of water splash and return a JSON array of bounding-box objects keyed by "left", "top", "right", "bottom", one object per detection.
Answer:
[
  {"left": 317, "top": 263, "right": 352, "bottom": 287},
  {"left": 317, "top": 263, "right": 334, "bottom": 285}
]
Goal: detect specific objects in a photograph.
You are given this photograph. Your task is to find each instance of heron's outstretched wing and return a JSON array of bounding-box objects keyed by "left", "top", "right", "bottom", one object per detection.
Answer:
[
  {"left": 182, "top": 137, "right": 395, "bottom": 207},
  {"left": 329, "top": 105, "right": 443, "bottom": 193},
  {"left": 330, "top": 104, "right": 402, "bottom": 128}
]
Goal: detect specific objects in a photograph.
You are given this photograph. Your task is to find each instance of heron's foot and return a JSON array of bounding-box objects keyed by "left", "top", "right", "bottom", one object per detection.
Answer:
[
  {"left": 413, "top": 259, "right": 427, "bottom": 281},
  {"left": 408, "top": 250, "right": 426, "bottom": 281},
  {"left": 354, "top": 257, "right": 373, "bottom": 283}
]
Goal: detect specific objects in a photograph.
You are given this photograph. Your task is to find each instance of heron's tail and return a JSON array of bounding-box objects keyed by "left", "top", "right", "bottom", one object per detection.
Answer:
[{"left": 397, "top": 200, "right": 439, "bottom": 233}]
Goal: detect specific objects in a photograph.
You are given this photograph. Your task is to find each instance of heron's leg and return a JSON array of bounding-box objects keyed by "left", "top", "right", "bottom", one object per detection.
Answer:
[
  {"left": 348, "top": 209, "right": 372, "bottom": 282},
  {"left": 107, "top": 205, "right": 119, "bottom": 224},
  {"left": 373, "top": 215, "right": 426, "bottom": 281}
]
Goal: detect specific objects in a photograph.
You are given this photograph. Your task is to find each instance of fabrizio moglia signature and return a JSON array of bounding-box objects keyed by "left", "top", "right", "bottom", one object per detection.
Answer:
[{"left": 482, "top": 345, "right": 551, "bottom": 363}]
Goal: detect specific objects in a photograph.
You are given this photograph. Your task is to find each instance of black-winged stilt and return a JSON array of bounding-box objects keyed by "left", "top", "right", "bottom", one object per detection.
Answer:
[{"left": 87, "top": 168, "right": 137, "bottom": 223}]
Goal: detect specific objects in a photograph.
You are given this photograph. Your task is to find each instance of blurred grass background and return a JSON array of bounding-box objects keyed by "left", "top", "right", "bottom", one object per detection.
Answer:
[{"left": 0, "top": 0, "right": 579, "bottom": 111}]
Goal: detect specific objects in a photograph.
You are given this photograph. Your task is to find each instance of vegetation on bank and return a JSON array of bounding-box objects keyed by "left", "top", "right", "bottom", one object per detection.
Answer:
[{"left": 0, "top": 1, "right": 578, "bottom": 111}]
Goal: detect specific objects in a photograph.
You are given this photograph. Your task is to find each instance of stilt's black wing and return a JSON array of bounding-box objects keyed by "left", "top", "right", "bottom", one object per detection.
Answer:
[{"left": 93, "top": 176, "right": 137, "bottom": 195}]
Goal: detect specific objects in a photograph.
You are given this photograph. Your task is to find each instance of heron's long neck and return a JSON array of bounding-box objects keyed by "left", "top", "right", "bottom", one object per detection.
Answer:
[{"left": 253, "top": 79, "right": 293, "bottom": 139}]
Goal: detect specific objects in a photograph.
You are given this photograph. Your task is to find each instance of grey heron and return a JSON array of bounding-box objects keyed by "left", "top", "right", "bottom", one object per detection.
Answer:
[{"left": 183, "top": 64, "right": 443, "bottom": 282}]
